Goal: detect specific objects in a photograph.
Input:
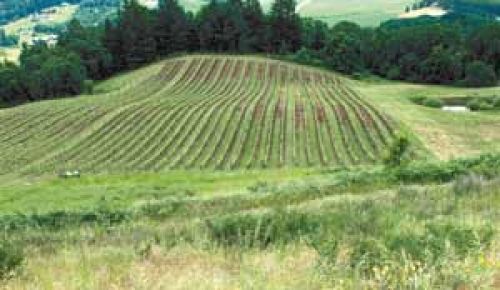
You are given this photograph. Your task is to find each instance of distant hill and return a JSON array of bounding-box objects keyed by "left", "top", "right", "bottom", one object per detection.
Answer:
[
  {"left": 0, "top": 0, "right": 80, "bottom": 25},
  {"left": 419, "top": 0, "right": 500, "bottom": 16},
  {"left": 0, "top": 56, "right": 397, "bottom": 174}
]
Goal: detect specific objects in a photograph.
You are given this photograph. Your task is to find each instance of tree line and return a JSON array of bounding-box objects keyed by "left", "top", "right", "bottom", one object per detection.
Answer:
[{"left": 1, "top": 0, "right": 500, "bottom": 106}]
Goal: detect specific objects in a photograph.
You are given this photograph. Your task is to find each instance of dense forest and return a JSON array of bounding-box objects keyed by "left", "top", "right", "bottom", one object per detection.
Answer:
[{"left": 1, "top": 0, "right": 500, "bottom": 105}]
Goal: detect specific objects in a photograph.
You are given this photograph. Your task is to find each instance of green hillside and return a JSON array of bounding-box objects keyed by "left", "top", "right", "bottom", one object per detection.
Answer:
[{"left": 0, "top": 55, "right": 397, "bottom": 174}]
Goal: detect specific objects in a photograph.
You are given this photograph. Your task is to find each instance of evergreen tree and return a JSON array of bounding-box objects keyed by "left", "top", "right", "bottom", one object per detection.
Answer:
[
  {"left": 103, "top": 19, "right": 125, "bottom": 71},
  {"left": 59, "top": 19, "right": 112, "bottom": 79},
  {"left": 197, "top": 0, "right": 248, "bottom": 52},
  {"left": 242, "top": 0, "right": 266, "bottom": 52},
  {"left": 120, "top": 0, "right": 157, "bottom": 68},
  {"left": 155, "top": 0, "right": 190, "bottom": 55},
  {"left": 268, "top": 0, "right": 301, "bottom": 53}
]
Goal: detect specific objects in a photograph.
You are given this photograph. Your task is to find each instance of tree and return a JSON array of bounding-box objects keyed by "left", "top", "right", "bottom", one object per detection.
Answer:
[
  {"left": 119, "top": 0, "right": 157, "bottom": 68},
  {"left": 19, "top": 44, "right": 86, "bottom": 100},
  {"left": 197, "top": 0, "right": 249, "bottom": 52},
  {"left": 59, "top": 19, "right": 112, "bottom": 79},
  {"left": 301, "top": 18, "right": 328, "bottom": 51},
  {"left": 155, "top": 0, "right": 191, "bottom": 55},
  {"left": 468, "top": 23, "right": 500, "bottom": 74},
  {"left": 419, "top": 45, "right": 463, "bottom": 84},
  {"left": 103, "top": 19, "right": 125, "bottom": 71},
  {"left": 0, "top": 62, "right": 28, "bottom": 104},
  {"left": 464, "top": 61, "right": 497, "bottom": 87},
  {"left": 268, "top": 0, "right": 301, "bottom": 53},
  {"left": 324, "top": 22, "right": 365, "bottom": 74},
  {"left": 242, "top": 0, "right": 266, "bottom": 52}
]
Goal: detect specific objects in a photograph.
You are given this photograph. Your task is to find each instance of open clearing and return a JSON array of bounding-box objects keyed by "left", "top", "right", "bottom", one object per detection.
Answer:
[
  {"left": 295, "top": 0, "right": 412, "bottom": 26},
  {"left": 354, "top": 78, "right": 500, "bottom": 159},
  {"left": 398, "top": 6, "right": 448, "bottom": 18},
  {"left": 0, "top": 55, "right": 398, "bottom": 174}
]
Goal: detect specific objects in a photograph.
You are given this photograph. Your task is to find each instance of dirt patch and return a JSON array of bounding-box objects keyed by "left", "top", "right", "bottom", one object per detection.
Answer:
[
  {"left": 360, "top": 107, "right": 374, "bottom": 128},
  {"left": 316, "top": 102, "right": 326, "bottom": 123},
  {"left": 277, "top": 97, "right": 285, "bottom": 119},
  {"left": 256, "top": 63, "right": 266, "bottom": 80},
  {"left": 335, "top": 105, "right": 349, "bottom": 125},
  {"left": 254, "top": 101, "right": 264, "bottom": 120},
  {"left": 295, "top": 101, "right": 305, "bottom": 130}
]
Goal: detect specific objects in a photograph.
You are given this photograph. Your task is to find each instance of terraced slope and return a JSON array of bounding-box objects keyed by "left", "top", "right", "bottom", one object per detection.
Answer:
[{"left": 0, "top": 55, "right": 397, "bottom": 174}]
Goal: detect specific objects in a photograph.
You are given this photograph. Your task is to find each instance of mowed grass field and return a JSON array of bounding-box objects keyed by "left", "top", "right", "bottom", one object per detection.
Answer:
[
  {"left": 0, "top": 55, "right": 398, "bottom": 175},
  {"left": 355, "top": 79, "right": 500, "bottom": 159},
  {"left": 295, "top": 0, "right": 412, "bottom": 26},
  {"left": 182, "top": 0, "right": 413, "bottom": 26}
]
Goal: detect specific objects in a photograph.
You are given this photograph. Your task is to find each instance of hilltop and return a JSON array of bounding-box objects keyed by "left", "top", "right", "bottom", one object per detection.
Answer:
[{"left": 0, "top": 55, "right": 398, "bottom": 174}]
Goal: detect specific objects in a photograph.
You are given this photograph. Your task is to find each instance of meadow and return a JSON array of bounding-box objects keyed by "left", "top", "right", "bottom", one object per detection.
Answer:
[
  {"left": 0, "top": 155, "right": 499, "bottom": 289},
  {"left": 355, "top": 78, "right": 500, "bottom": 159},
  {"left": 294, "top": 0, "right": 413, "bottom": 26}
]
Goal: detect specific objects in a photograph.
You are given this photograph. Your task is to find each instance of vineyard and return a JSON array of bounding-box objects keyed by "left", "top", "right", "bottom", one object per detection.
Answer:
[{"left": 0, "top": 55, "right": 398, "bottom": 174}]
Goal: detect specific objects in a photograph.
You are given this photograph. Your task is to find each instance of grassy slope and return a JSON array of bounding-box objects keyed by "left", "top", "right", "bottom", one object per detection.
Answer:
[
  {"left": 296, "top": 0, "right": 412, "bottom": 26},
  {"left": 0, "top": 4, "right": 78, "bottom": 63},
  {"left": 0, "top": 55, "right": 397, "bottom": 174},
  {"left": 1, "top": 165, "right": 499, "bottom": 289},
  {"left": 168, "top": 0, "right": 413, "bottom": 26},
  {"left": 354, "top": 78, "right": 500, "bottom": 160}
]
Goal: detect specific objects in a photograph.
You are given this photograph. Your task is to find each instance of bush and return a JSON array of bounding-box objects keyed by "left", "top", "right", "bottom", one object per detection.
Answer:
[
  {"left": 409, "top": 95, "right": 426, "bottom": 105},
  {"left": 350, "top": 237, "right": 390, "bottom": 271},
  {"left": 83, "top": 79, "right": 94, "bottom": 95},
  {"left": 422, "top": 97, "right": 444, "bottom": 108},
  {"left": 425, "top": 223, "right": 494, "bottom": 257},
  {"left": 467, "top": 98, "right": 482, "bottom": 111},
  {"left": 386, "top": 66, "right": 401, "bottom": 80},
  {"left": 0, "top": 241, "right": 23, "bottom": 279},
  {"left": 206, "top": 210, "right": 322, "bottom": 247},
  {"left": 467, "top": 97, "right": 496, "bottom": 111},
  {"left": 452, "top": 173, "right": 485, "bottom": 197},
  {"left": 492, "top": 96, "right": 500, "bottom": 108},
  {"left": 384, "top": 134, "right": 411, "bottom": 167}
]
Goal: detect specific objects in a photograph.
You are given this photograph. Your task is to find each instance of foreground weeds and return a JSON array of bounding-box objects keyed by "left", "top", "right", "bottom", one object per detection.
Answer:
[{"left": 1, "top": 157, "right": 500, "bottom": 289}]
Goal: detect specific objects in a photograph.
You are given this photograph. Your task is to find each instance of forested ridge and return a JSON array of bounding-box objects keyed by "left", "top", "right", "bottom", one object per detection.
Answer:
[{"left": 1, "top": 0, "right": 500, "bottom": 106}]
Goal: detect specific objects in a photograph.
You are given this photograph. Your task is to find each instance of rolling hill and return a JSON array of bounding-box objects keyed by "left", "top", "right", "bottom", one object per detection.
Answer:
[{"left": 0, "top": 55, "right": 397, "bottom": 174}]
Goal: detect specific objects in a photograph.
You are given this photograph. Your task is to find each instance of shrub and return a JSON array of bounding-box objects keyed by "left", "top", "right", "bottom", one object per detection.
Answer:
[
  {"left": 422, "top": 97, "right": 444, "bottom": 108},
  {"left": 452, "top": 174, "right": 485, "bottom": 197},
  {"left": 384, "top": 134, "right": 411, "bottom": 167},
  {"left": 0, "top": 241, "right": 23, "bottom": 280},
  {"left": 386, "top": 66, "right": 401, "bottom": 80},
  {"left": 425, "top": 223, "right": 494, "bottom": 258},
  {"left": 409, "top": 95, "right": 426, "bottom": 105},
  {"left": 492, "top": 96, "right": 500, "bottom": 108},
  {"left": 350, "top": 237, "right": 390, "bottom": 271},
  {"left": 467, "top": 98, "right": 482, "bottom": 111},
  {"left": 467, "top": 97, "right": 496, "bottom": 111},
  {"left": 83, "top": 79, "right": 94, "bottom": 94},
  {"left": 206, "top": 210, "right": 322, "bottom": 247},
  {"left": 293, "top": 47, "right": 314, "bottom": 64}
]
